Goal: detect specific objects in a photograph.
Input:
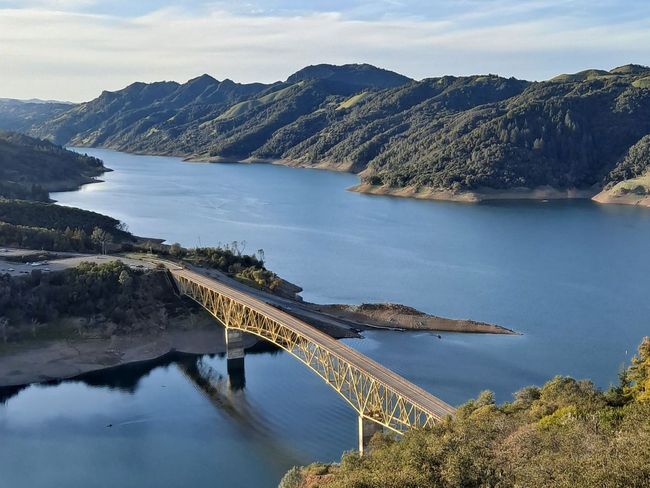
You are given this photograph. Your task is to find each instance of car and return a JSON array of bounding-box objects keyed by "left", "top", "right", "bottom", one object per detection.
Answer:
[{"left": 7, "top": 268, "right": 15, "bottom": 272}]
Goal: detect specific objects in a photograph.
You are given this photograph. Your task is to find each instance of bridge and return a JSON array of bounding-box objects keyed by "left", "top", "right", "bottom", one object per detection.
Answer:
[{"left": 165, "top": 265, "right": 455, "bottom": 453}]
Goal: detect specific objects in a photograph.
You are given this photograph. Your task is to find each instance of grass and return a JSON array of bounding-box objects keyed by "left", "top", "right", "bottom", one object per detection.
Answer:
[
  {"left": 337, "top": 91, "right": 370, "bottom": 110},
  {"left": 215, "top": 82, "right": 304, "bottom": 120},
  {"left": 610, "top": 173, "right": 650, "bottom": 195},
  {"left": 550, "top": 69, "right": 611, "bottom": 82},
  {"left": 632, "top": 77, "right": 650, "bottom": 89}
]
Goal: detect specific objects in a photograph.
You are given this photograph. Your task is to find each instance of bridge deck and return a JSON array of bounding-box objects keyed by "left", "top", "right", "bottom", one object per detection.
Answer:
[{"left": 170, "top": 267, "right": 455, "bottom": 421}]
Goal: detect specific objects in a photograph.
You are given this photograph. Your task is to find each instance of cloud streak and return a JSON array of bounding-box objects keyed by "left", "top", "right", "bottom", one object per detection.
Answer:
[{"left": 0, "top": 2, "right": 648, "bottom": 101}]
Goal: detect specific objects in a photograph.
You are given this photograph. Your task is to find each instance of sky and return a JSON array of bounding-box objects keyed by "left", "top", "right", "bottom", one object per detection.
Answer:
[{"left": 1, "top": 0, "right": 649, "bottom": 102}]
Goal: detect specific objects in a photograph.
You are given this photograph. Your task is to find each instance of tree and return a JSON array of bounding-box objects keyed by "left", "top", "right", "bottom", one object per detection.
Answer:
[
  {"left": 169, "top": 242, "right": 185, "bottom": 258},
  {"left": 628, "top": 336, "right": 650, "bottom": 402},
  {"left": 118, "top": 270, "right": 133, "bottom": 291},
  {"left": 91, "top": 227, "right": 112, "bottom": 254}
]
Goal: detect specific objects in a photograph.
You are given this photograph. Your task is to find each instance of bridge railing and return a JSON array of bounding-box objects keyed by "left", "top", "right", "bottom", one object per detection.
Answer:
[{"left": 171, "top": 270, "right": 455, "bottom": 435}]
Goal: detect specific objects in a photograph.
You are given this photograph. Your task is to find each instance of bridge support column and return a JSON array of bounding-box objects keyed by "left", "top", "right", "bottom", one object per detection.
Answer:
[
  {"left": 225, "top": 328, "right": 246, "bottom": 390},
  {"left": 225, "top": 328, "right": 245, "bottom": 360},
  {"left": 358, "top": 415, "right": 383, "bottom": 455}
]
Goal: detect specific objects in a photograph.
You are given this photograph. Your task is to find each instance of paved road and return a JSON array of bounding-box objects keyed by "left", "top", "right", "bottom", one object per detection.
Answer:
[{"left": 170, "top": 266, "right": 456, "bottom": 421}]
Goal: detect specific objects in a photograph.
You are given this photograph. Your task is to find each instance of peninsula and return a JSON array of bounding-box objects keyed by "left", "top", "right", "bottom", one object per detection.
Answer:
[{"left": 0, "top": 136, "right": 515, "bottom": 388}]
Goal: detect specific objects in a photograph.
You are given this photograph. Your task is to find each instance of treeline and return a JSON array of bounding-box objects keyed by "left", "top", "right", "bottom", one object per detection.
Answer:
[
  {"left": 0, "top": 261, "right": 182, "bottom": 341},
  {"left": 0, "top": 199, "right": 129, "bottom": 236},
  {"left": 281, "top": 338, "right": 650, "bottom": 488},
  {"left": 0, "top": 130, "right": 105, "bottom": 191},
  {"left": 0, "top": 199, "right": 133, "bottom": 252},
  {"left": 166, "top": 242, "right": 285, "bottom": 294},
  {"left": 0, "top": 181, "right": 48, "bottom": 202},
  {"left": 606, "top": 134, "right": 650, "bottom": 188}
]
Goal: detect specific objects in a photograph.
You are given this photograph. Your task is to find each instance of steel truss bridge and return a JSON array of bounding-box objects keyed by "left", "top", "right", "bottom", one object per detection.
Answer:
[{"left": 167, "top": 266, "right": 455, "bottom": 452}]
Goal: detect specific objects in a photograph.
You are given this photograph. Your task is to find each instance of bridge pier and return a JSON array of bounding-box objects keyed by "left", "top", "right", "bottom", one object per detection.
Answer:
[
  {"left": 225, "top": 328, "right": 245, "bottom": 360},
  {"left": 225, "top": 328, "right": 246, "bottom": 390},
  {"left": 358, "top": 415, "right": 383, "bottom": 455}
]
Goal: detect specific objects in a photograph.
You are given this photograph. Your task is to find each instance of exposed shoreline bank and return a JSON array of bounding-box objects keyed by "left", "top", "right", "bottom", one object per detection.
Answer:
[
  {"left": 71, "top": 145, "right": 650, "bottom": 208},
  {"left": 350, "top": 182, "right": 604, "bottom": 204},
  {"left": 0, "top": 250, "right": 517, "bottom": 388},
  {"left": 0, "top": 327, "right": 254, "bottom": 388},
  {"left": 592, "top": 175, "right": 650, "bottom": 208}
]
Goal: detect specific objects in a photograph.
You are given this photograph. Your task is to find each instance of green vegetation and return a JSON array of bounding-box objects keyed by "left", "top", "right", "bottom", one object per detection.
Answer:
[
  {"left": 0, "top": 199, "right": 128, "bottom": 235},
  {"left": 337, "top": 92, "right": 370, "bottom": 110},
  {"left": 0, "top": 130, "right": 105, "bottom": 196},
  {"left": 0, "top": 199, "right": 133, "bottom": 252},
  {"left": 606, "top": 134, "right": 650, "bottom": 187},
  {"left": 632, "top": 77, "right": 650, "bottom": 89},
  {"left": 166, "top": 242, "right": 285, "bottom": 293},
  {"left": 12, "top": 63, "right": 650, "bottom": 195},
  {"left": 215, "top": 82, "right": 305, "bottom": 121},
  {"left": 0, "top": 133, "right": 135, "bottom": 253},
  {"left": 0, "top": 261, "right": 184, "bottom": 342},
  {"left": 282, "top": 337, "right": 650, "bottom": 488},
  {"left": 0, "top": 181, "right": 48, "bottom": 202}
]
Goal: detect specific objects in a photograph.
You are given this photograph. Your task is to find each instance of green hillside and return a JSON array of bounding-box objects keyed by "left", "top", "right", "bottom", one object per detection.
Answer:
[
  {"left": 0, "top": 131, "right": 106, "bottom": 197},
  {"left": 6, "top": 63, "right": 650, "bottom": 195}
]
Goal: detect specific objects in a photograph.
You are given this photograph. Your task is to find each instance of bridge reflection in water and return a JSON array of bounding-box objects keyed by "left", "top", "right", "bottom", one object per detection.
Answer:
[{"left": 167, "top": 265, "right": 455, "bottom": 453}]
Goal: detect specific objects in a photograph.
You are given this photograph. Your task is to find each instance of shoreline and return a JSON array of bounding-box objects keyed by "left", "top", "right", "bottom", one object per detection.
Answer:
[
  {"left": 592, "top": 175, "right": 650, "bottom": 208},
  {"left": 71, "top": 144, "right": 650, "bottom": 208},
  {"left": 349, "top": 183, "right": 602, "bottom": 204},
  {"left": 0, "top": 327, "right": 250, "bottom": 388}
]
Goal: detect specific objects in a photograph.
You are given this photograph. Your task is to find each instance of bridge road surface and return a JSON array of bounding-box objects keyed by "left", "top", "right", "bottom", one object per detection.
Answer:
[{"left": 168, "top": 265, "right": 456, "bottom": 423}]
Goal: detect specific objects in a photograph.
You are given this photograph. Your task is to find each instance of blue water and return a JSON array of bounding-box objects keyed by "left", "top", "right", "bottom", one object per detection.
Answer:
[{"left": 1, "top": 148, "right": 648, "bottom": 487}]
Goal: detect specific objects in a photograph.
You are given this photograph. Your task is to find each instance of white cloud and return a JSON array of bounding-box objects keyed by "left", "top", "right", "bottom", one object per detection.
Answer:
[{"left": 0, "top": 4, "right": 648, "bottom": 101}]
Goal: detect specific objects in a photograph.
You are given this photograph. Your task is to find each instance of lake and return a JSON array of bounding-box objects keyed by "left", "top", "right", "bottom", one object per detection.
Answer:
[{"left": 2, "top": 148, "right": 649, "bottom": 487}]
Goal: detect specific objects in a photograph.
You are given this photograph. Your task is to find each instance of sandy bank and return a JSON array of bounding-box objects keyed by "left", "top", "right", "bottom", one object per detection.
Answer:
[
  {"left": 316, "top": 303, "right": 517, "bottom": 335},
  {"left": 0, "top": 328, "right": 259, "bottom": 388},
  {"left": 592, "top": 175, "right": 650, "bottom": 208},
  {"left": 184, "top": 154, "right": 360, "bottom": 173},
  {"left": 350, "top": 183, "right": 599, "bottom": 203}
]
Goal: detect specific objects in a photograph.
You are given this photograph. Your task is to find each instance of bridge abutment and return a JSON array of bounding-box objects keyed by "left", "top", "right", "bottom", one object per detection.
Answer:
[{"left": 358, "top": 415, "right": 383, "bottom": 455}]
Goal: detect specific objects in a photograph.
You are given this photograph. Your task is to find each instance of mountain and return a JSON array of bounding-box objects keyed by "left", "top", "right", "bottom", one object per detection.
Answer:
[
  {"left": 0, "top": 99, "right": 72, "bottom": 134},
  {"left": 5, "top": 63, "right": 650, "bottom": 202},
  {"left": 286, "top": 63, "right": 413, "bottom": 89},
  {"left": 0, "top": 130, "right": 106, "bottom": 199}
]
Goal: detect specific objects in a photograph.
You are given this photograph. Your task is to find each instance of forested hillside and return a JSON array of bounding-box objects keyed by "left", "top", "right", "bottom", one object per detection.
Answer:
[
  {"left": 6, "top": 64, "right": 650, "bottom": 196},
  {"left": 281, "top": 337, "right": 650, "bottom": 488},
  {"left": 0, "top": 131, "right": 106, "bottom": 196},
  {"left": 0, "top": 132, "right": 131, "bottom": 251}
]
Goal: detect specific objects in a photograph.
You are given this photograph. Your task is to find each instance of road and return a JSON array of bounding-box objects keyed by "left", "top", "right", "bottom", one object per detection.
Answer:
[
  {"left": 0, "top": 248, "right": 361, "bottom": 338},
  {"left": 170, "top": 265, "right": 456, "bottom": 421}
]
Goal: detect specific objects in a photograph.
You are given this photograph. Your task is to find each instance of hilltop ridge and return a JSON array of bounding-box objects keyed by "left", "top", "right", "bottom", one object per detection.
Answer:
[{"left": 3, "top": 63, "right": 650, "bottom": 206}]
